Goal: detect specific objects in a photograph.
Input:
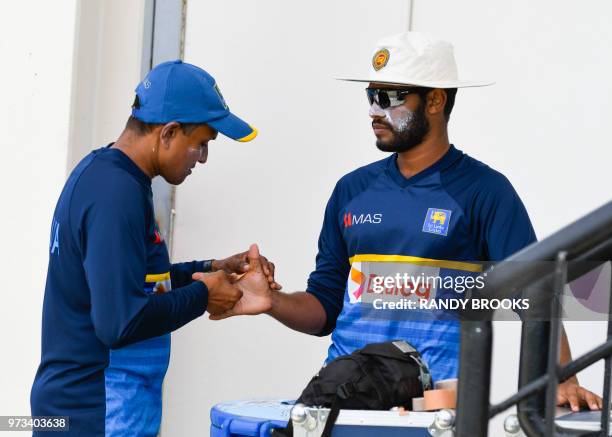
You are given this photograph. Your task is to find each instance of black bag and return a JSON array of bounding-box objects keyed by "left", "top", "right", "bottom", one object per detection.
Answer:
[{"left": 273, "top": 340, "right": 431, "bottom": 437}]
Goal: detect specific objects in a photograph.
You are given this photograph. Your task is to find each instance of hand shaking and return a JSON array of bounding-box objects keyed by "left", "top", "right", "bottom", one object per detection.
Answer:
[{"left": 209, "top": 244, "right": 274, "bottom": 320}]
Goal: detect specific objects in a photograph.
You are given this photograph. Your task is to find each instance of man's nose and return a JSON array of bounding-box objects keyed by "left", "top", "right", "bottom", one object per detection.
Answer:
[
  {"left": 369, "top": 102, "right": 385, "bottom": 118},
  {"left": 198, "top": 147, "right": 208, "bottom": 164}
]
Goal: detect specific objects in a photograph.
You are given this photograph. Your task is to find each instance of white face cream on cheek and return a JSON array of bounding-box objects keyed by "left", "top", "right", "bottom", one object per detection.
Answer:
[
  {"left": 384, "top": 106, "right": 416, "bottom": 133},
  {"left": 369, "top": 102, "right": 386, "bottom": 118}
]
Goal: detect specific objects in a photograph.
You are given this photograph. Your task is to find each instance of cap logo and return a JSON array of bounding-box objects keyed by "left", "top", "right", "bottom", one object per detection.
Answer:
[
  {"left": 213, "top": 83, "right": 228, "bottom": 110},
  {"left": 372, "top": 48, "right": 390, "bottom": 71},
  {"left": 143, "top": 78, "right": 151, "bottom": 89}
]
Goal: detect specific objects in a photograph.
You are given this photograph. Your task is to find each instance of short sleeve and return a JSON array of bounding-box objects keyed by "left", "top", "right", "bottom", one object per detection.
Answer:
[{"left": 477, "top": 173, "right": 537, "bottom": 261}]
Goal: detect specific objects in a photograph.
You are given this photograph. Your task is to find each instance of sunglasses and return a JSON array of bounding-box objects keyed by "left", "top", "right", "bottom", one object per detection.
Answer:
[{"left": 366, "top": 87, "right": 427, "bottom": 109}]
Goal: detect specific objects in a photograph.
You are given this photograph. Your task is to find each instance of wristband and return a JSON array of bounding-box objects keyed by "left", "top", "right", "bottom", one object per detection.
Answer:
[{"left": 202, "top": 259, "right": 214, "bottom": 272}]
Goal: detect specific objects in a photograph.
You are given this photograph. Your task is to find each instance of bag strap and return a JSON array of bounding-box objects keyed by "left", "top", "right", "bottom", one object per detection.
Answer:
[
  {"left": 271, "top": 421, "right": 292, "bottom": 437},
  {"left": 410, "top": 354, "right": 432, "bottom": 391},
  {"left": 321, "top": 382, "right": 355, "bottom": 437}
]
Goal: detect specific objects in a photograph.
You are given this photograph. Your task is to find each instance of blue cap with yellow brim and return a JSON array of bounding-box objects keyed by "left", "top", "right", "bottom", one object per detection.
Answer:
[{"left": 132, "top": 59, "right": 257, "bottom": 142}]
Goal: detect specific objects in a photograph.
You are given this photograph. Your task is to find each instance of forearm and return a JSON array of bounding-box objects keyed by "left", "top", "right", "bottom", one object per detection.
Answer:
[
  {"left": 266, "top": 291, "right": 327, "bottom": 335},
  {"left": 108, "top": 281, "right": 208, "bottom": 348}
]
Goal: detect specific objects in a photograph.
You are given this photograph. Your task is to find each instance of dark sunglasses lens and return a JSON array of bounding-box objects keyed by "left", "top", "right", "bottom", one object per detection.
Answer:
[
  {"left": 366, "top": 89, "right": 375, "bottom": 106},
  {"left": 378, "top": 91, "right": 390, "bottom": 109},
  {"left": 366, "top": 89, "right": 393, "bottom": 109}
]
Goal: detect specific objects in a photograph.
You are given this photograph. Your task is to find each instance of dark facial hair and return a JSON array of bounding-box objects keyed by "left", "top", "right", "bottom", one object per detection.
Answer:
[{"left": 375, "top": 99, "right": 430, "bottom": 153}]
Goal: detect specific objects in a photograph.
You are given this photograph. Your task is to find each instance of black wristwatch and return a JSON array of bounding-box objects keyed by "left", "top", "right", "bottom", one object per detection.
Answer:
[{"left": 202, "top": 259, "right": 215, "bottom": 272}]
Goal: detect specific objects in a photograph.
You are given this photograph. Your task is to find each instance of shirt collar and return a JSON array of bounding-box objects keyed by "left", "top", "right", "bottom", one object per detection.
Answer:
[
  {"left": 386, "top": 144, "right": 462, "bottom": 188},
  {"left": 100, "top": 144, "right": 152, "bottom": 189}
]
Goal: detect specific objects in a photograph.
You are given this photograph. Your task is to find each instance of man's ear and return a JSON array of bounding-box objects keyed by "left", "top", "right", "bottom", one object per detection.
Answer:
[
  {"left": 426, "top": 89, "right": 447, "bottom": 116},
  {"left": 160, "top": 121, "right": 181, "bottom": 147}
]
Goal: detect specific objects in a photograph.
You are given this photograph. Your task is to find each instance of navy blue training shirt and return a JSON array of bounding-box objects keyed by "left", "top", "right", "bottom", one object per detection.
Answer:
[
  {"left": 307, "top": 145, "right": 537, "bottom": 381},
  {"left": 31, "top": 146, "right": 209, "bottom": 436}
]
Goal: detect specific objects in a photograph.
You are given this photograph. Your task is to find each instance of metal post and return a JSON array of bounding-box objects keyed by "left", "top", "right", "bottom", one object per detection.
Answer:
[
  {"left": 456, "top": 321, "right": 493, "bottom": 436},
  {"left": 140, "top": 0, "right": 185, "bottom": 257},
  {"left": 544, "top": 252, "right": 567, "bottom": 435},
  {"left": 140, "top": 4, "right": 185, "bottom": 436},
  {"left": 602, "top": 263, "right": 612, "bottom": 436},
  {"left": 517, "top": 280, "right": 553, "bottom": 437}
]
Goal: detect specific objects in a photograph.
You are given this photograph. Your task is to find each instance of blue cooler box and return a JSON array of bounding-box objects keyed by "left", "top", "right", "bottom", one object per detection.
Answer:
[
  {"left": 210, "top": 399, "right": 434, "bottom": 437},
  {"left": 210, "top": 399, "right": 292, "bottom": 436}
]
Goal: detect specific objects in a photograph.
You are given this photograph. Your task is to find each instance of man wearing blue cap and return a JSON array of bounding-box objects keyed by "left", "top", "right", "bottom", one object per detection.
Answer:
[{"left": 31, "top": 60, "right": 274, "bottom": 436}]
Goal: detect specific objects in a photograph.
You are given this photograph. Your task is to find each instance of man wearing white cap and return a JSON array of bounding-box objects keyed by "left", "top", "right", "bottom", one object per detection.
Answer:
[{"left": 216, "top": 33, "right": 602, "bottom": 411}]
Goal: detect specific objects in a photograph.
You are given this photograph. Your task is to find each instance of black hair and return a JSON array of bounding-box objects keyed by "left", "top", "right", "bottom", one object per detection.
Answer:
[
  {"left": 443, "top": 88, "right": 457, "bottom": 121},
  {"left": 126, "top": 95, "right": 205, "bottom": 136},
  {"left": 417, "top": 88, "right": 457, "bottom": 122}
]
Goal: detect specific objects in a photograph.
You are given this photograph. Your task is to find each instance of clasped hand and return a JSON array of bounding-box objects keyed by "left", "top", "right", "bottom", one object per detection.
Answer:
[{"left": 191, "top": 244, "right": 279, "bottom": 318}]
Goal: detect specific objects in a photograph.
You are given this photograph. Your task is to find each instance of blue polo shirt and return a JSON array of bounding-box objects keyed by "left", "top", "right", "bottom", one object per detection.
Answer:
[
  {"left": 31, "top": 146, "right": 210, "bottom": 436},
  {"left": 307, "top": 145, "right": 536, "bottom": 382}
]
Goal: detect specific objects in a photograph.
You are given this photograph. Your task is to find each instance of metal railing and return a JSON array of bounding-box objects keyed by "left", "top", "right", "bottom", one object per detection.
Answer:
[{"left": 455, "top": 200, "right": 612, "bottom": 436}]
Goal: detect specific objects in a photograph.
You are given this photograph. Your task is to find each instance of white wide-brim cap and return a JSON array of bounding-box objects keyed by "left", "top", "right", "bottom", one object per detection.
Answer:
[{"left": 336, "top": 32, "right": 493, "bottom": 88}]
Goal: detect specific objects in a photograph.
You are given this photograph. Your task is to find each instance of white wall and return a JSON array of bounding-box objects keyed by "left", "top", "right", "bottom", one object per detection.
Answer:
[
  {"left": 68, "top": 0, "right": 147, "bottom": 169},
  {"left": 162, "top": 0, "right": 412, "bottom": 434},
  {"left": 0, "top": 0, "right": 145, "bottom": 427},
  {"left": 0, "top": 0, "right": 78, "bottom": 422},
  {"left": 164, "top": 0, "right": 612, "bottom": 435},
  {"left": 411, "top": 0, "right": 611, "bottom": 234}
]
